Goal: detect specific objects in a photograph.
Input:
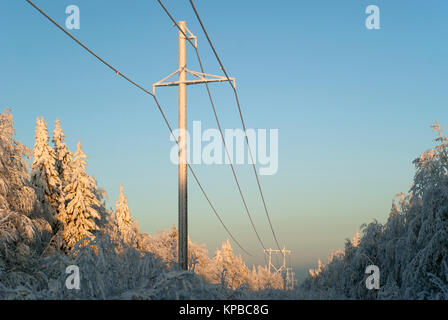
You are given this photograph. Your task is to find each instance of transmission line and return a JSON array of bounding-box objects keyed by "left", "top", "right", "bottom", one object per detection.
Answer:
[
  {"left": 24, "top": 0, "right": 253, "bottom": 256},
  {"left": 156, "top": 0, "right": 268, "bottom": 253},
  {"left": 188, "top": 0, "right": 283, "bottom": 253}
]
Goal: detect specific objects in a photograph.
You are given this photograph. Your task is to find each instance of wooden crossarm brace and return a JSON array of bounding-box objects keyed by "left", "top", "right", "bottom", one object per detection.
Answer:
[
  {"left": 186, "top": 69, "right": 236, "bottom": 88},
  {"left": 154, "top": 77, "right": 234, "bottom": 88},
  {"left": 184, "top": 25, "right": 198, "bottom": 48},
  {"left": 153, "top": 68, "right": 236, "bottom": 94},
  {"left": 152, "top": 68, "right": 180, "bottom": 94}
]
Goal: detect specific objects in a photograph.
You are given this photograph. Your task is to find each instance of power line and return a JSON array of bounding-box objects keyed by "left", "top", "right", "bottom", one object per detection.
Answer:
[
  {"left": 24, "top": 0, "right": 253, "bottom": 257},
  {"left": 188, "top": 0, "right": 283, "bottom": 253},
  {"left": 156, "top": 0, "right": 267, "bottom": 253}
]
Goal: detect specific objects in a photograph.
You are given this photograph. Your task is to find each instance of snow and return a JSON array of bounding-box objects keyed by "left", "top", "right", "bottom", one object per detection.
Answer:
[
  {"left": 1, "top": 109, "right": 447, "bottom": 299},
  {"left": 60, "top": 141, "right": 101, "bottom": 252},
  {"left": 295, "top": 122, "right": 448, "bottom": 299},
  {"left": 30, "top": 117, "right": 61, "bottom": 228}
]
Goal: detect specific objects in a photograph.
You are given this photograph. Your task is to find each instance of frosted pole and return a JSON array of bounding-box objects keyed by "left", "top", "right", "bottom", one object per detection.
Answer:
[{"left": 178, "top": 21, "right": 188, "bottom": 270}]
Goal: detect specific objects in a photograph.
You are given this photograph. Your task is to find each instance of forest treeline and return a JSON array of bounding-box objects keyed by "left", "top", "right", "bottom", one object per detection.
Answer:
[
  {"left": 0, "top": 108, "right": 284, "bottom": 299},
  {"left": 300, "top": 122, "right": 448, "bottom": 299},
  {"left": 1, "top": 108, "right": 447, "bottom": 299}
]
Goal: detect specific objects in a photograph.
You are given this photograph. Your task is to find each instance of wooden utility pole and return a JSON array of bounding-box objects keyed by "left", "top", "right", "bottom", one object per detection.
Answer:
[
  {"left": 153, "top": 21, "right": 236, "bottom": 270},
  {"left": 264, "top": 247, "right": 295, "bottom": 290},
  {"left": 178, "top": 21, "right": 188, "bottom": 271}
]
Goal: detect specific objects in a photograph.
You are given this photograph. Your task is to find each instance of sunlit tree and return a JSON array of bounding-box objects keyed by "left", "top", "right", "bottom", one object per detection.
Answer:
[{"left": 62, "top": 141, "right": 100, "bottom": 251}]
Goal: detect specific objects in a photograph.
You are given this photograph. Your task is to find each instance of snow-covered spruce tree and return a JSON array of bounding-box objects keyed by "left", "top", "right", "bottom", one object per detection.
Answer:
[
  {"left": 52, "top": 119, "right": 72, "bottom": 188},
  {"left": 0, "top": 109, "right": 36, "bottom": 215},
  {"left": 61, "top": 140, "right": 100, "bottom": 251},
  {"left": 352, "top": 230, "right": 360, "bottom": 248},
  {"left": 114, "top": 184, "right": 138, "bottom": 245},
  {"left": 49, "top": 119, "right": 74, "bottom": 250},
  {"left": 91, "top": 178, "right": 114, "bottom": 231},
  {"left": 0, "top": 109, "right": 51, "bottom": 273},
  {"left": 31, "top": 117, "right": 61, "bottom": 227}
]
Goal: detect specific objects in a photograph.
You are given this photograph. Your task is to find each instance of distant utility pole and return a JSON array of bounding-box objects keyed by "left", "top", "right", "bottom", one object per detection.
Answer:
[
  {"left": 153, "top": 21, "right": 235, "bottom": 270},
  {"left": 285, "top": 267, "right": 295, "bottom": 290},
  {"left": 264, "top": 247, "right": 295, "bottom": 290}
]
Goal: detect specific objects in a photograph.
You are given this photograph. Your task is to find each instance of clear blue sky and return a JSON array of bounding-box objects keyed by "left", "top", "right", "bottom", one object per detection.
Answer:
[{"left": 1, "top": 0, "right": 448, "bottom": 274}]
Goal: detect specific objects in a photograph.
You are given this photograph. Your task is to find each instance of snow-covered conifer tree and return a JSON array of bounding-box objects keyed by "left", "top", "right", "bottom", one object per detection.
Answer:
[
  {"left": 214, "top": 239, "right": 251, "bottom": 289},
  {"left": 115, "top": 184, "right": 137, "bottom": 244},
  {"left": 52, "top": 119, "right": 72, "bottom": 187},
  {"left": 0, "top": 109, "right": 52, "bottom": 268},
  {"left": 0, "top": 109, "right": 35, "bottom": 214},
  {"left": 62, "top": 140, "right": 100, "bottom": 251},
  {"left": 351, "top": 230, "right": 360, "bottom": 247},
  {"left": 51, "top": 119, "right": 74, "bottom": 238},
  {"left": 309, "top": 258, "right": 324, "bottom": 277},
  {"left": 31, "top": 117, "right": 61, "bottom": 226}
]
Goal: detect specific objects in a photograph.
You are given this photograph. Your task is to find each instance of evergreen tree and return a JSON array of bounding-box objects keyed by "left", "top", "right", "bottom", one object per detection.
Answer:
[
  {"left": 92, "top": 178, "right": 113, "bottom": 230},
  {"left": 62, "top": 140, "right": 100, "bottom": 251},
  {"left": 31, "top": 117, "right": 61, "bottom": 226},
  {"left": 352, "top": 230, "right": 360, "bottom": 247},
  {"left": 115, "top": 184, "right": 136, "bottom": 244},
  {"left": 52, "top": 119, "right": 72, "bottom": 188},
  {"left": 0, "top": 109, "right": 35, "bottom": 214},
  {"left": 309, "top": 258, "right": 324, "bottom": 277},
  {"left": 0, "top": 109, "right": 52, "bottom": 268},
  {"left": 51, "top": 119, "right": 74, "bottom": 241}
]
